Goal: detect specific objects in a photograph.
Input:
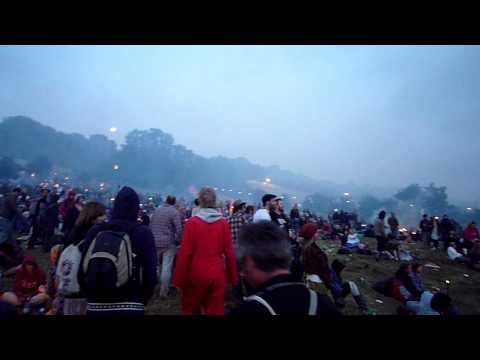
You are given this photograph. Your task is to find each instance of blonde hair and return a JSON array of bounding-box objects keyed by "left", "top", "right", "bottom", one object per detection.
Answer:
[
  {"left": 198, "top": 187, "right": 217, "bottom": 208},
  {"left": 75, "top": 201, "right": 106, "bottom": 228}
]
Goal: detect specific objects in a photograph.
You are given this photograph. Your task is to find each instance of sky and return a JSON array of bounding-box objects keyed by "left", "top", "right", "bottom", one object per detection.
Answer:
[{"left": 1, "top": 45, "right": 479, "bottom": 204}]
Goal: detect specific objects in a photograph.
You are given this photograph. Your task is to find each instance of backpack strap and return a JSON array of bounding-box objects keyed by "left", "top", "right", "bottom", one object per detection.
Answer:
[
  {"left": 246, "top": 295, "right": 277, "bottom": 315},
  {"left": 308, "top": 289, "right": 318, "bottom": 315}
]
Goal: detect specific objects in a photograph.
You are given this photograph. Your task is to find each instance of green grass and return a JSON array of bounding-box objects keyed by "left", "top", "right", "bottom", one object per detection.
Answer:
[{"left": 4, "top": 237, "right": 480, "bottom": 315}]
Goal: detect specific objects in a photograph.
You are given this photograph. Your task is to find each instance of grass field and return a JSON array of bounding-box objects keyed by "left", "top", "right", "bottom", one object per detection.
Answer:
[{"left": 3, "top": 236, "right": 479, "bottom": 315}]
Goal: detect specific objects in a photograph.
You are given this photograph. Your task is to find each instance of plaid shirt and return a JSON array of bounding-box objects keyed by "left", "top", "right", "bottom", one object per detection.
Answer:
[{"left": 228, "top": 212, "right": 246, "bottom": 247}]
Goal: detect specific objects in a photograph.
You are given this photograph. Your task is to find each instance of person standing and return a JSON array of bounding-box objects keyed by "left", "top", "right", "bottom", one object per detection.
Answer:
[
  {"left": 387, "top": 212, "right": 399, "bottom": 239},
  {"left": 253, "top": 194, "right": 277, "bottom": 223},
  {"left": 78, "top": 186, "right": 158, "bottom": 316},
  {"left": 290, "top": 203, "right": 301, "bottom": 237},
  {"left": 150, "top": 195, "right": 183, "bottom": 299},
  {"left": 419, "top": 214, "right": 433, "bottom": 244},
  {"left": 28, "top": 188, "right": 50, "bottom": 249},
  {"left": 62, "top": 196, "right": 84, "bottom": 240},
  {"left": 59, "top": 191, "right": 76, "bottom": 223},
  {"left": 439, "top": 215, "right": 453, "bottom": 248},
  {"left": 0, "top": 187, "right": 22, "bottom": 244},
  {"left": 229, "top": 221, "right": 340, "bottom": 316},
  {"left": 228, "top": 200, "right": 246, "bottom": 249},
  {"left": 374, "top": 210, "right": 388, "bottom": 261},
  {"left": 244, "top": 205, "right": 255, "bottom": 224},
  {"left": 173, "top": 187, "right": 238, "bottom": 315},
  {"left": 431, "top": 217, "right": 440, "bottom": 250}
]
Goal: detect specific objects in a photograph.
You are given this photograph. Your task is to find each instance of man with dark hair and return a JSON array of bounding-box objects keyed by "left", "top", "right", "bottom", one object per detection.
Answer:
[
  {"left": 150, "top": 194, "right": 183, "bottom": 298},
  {"left": 229, "top": 221, "right": 340, "bottom": 316},
  {"left": 387, "top": 212, "right": 399, "bottom": 239},
  {"left": 270, "top": 197, "right": 290, "bottom": 235},
  {"left": 253, "top": 194, "right": 276, "bottom": 223},
  {"left": 244, "top": 205, "right": 255, "bottom": 224}
]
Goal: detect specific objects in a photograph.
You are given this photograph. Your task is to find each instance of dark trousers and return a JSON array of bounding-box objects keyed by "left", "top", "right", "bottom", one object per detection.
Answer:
[{"left": 376, "top": 236, "right": 387, "bottom": 252}]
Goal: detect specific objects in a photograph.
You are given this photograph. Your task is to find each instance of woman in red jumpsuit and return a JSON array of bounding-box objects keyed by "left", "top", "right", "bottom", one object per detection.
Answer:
[{"left": 173, "top": 187, "right": 238, "bottom": 315}]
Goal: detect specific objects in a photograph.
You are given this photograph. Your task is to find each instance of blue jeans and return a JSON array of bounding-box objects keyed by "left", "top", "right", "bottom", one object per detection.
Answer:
[{"left": 157, "top": 246, "right": 177, "bottom": 297}]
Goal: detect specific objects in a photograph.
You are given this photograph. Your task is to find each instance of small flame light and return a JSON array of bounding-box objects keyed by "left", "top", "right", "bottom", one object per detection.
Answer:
[{"left": 113, "top": 165, "right": 119, "bottom": 170}]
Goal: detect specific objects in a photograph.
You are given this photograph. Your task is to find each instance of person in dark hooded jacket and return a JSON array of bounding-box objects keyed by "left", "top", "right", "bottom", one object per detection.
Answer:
[
  {"left": 78, "top": 186, "right": 158, "bottom": 316},
  {"left": 329, "top": 259, "right": 370, "bottom": 314}
]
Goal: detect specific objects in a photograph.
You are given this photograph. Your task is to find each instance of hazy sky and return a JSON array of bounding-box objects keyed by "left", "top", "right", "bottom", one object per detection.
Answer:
[{"left": 1, "top": 45, "right": 479, "bottom": 204}]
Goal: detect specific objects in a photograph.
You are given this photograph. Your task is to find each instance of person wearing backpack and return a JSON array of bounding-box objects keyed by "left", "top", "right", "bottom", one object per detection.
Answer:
[
  {"left": 78, "top": 187, "right": 158, "bottom": 316},
  {"left": 229, "top": 221, "right": 340, "bottom": 316},
  {"left": 56, "top": 202, "right": 107, "bottom": 315}
]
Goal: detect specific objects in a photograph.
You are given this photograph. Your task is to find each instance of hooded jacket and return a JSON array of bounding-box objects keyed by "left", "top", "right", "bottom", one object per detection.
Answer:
[
  {"left": 464, "top": 224, "right": 480, "bottom": 243},
  {"left": 78, "top": 187, "right": 158, "bottom": 306},
  {"left": 14, "top": 256, "right": 47, "bottom": 302},
  {"left": 172, "top": 208, "right": 238, "bottom": 289}
]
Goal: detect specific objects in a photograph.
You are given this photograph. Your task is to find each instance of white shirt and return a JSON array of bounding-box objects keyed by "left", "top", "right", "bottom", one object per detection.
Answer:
[
  {"left": 347, "top": 233, "right": 360, "bottom": 245},
  {"left": 447, "top": 246, "right": 462, "bottom": 260},
  {"left": 253, "top": 208, "right": 271, "bottom": 223}
]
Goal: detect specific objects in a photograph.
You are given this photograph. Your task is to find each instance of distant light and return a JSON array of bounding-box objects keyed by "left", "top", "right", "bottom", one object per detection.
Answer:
[
  {"left": 346, "top": 200, "right": 351, "bottom": 203},
  {"left": 113, "top": 164, "right": 119, "bottom": 170},
  {"left": 110, "top": 127, "right": 118, "bottom": 133},
  {"left": 344, "top": 192, "right": 350, "bottom": 196},
  {"left": 221, "top": 189, "right": 225, "bottom": 192},
  {"left": 466, "top": 207, "right": 473, "bottom": 211},
  {"left": 65, "top": 177, "right": 69, "bottom": 180},
  {"left": 292, "top": 196, "right": 297, "bottom": 199},
  {"left": 31, "top": 173, "right": 35, "bottom": 177},
  {"left": 100, "top": 183, "right": 105, "bottom": 187},
  {"left": 84, "top": 189, "right": 89, "bottom": 192},
  {"left": 214, "top": 187, "right": 218, "bottom": 191},
  {"left": 229, "top": 189, "right": 233, "bottom": 192},
  {"left": 148, "top": 197, "right": 153, "bottom": 201},
  {"left": 334, "top": 209, "right": 338, "bottom": 212},
  {"left": 262, "top": 182, "right": 267, "bottom": 185},
  {"left": 409, "top": 204, "right": 415, "bottom": 207},
  {"left": 238, "top": 192, "right": 242, "bottom": 194},
  {"left": 445, "top": 280, "right": 450, "bottom": 285},
  {"left": 110, "top": 198, "right": 115, "bottom": 202},
  {"left": 54, "top": 184, "right": 60, "bottom": 188},
  {"left": 248, "top": 193, "right": 252, "bottom": 196},
  {"left": 265, "top": 178, "right": 271, "bottom": 183}
]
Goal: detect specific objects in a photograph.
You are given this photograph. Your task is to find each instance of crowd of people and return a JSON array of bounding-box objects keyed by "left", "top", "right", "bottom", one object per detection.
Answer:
[{"left": 0, "top": 180, "right": 478, "bottom": 317}]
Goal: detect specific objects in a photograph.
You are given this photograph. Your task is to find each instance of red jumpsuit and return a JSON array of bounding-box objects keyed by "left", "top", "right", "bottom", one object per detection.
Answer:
[{"left": 173, "top": 216, "right": 238, "bottom": 315}]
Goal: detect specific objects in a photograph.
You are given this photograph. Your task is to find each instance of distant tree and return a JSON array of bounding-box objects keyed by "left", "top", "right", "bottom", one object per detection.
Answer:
[
  {"left": 395, "top": 184, "right": 422, "bottom": 202},
  {"left": 423, "top": 183, "right": 448, "bottom": 214},
  {"left": 0, "top": 156, "right": 22, "bottom": 180},
  {"left": 25, "top": 156, "right": 53, "bottom": 177}
]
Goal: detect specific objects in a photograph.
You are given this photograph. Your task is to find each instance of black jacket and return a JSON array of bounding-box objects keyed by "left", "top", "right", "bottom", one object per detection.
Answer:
[
  {"left": 228, "top": 274, "right": 341, "bottom": 316},
  {"left": 63, "top": 206, "right": 80, "bottom": 238},
  {"left": 78, "top": 187, "right": 158, "bottom": 305}
]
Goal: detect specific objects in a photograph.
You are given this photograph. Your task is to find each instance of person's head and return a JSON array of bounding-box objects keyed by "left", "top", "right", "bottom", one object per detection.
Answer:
[
  {"left": 411, "top": 263, "right": 423, "bottom": 274},
  {"left": 293, "top": 203, "right": 298, "bottom": 209},
  {"left": 277, "top": 199, "right": 284, "bottom": 212},
  {"left": 245, "top": 205, "right": 255, "bottom": 215},
  {"left": 198, "top": 187, "right": 217, "bottom": 208},
  {"left": 42, "top": 189, "right": 50, "bottom": 198},
  {"left": 111, "top": 187, "right": 140, "bottom": 222},
  {"left": 378, "top": 210, "right": 386, "bottom": 220},
  {"left": 76, "top": 201, "right": 107, "bottom": 228},
  {"left": 331, "top": 259, "right": 346, "bottom": 275},
  {"left": 299, "top": 223, "right": 319, "bottom": 241},
  {"left": 166, "top": 195, "right": 176, "bottom": 206},
  {"left": 423, "top": 214, "right": 428, "bottom": 219},
  {"left": 194, "top": 198, "right": 199, "bottom": 207},
  {"left": 237, "top": 221, "right": 292, "bottom": 288},
  {"left": 67, "top": 190, "right": 76, "bottom": 200},
  {"left": 233, "top": 200, "right": 246, "bottom": 214},
  {"left": 430, "top": 293, "right": 452, "bottom": 314},
  {"left": 443, "top": 214, "right": 449, "bottom": 220},
  {"left": 22, "top": 256, "right": 38, "bottom": 274},
  {"left": 261, "top": 194, "right": 277, "bottom": 211},
  {"left": 396, "top": 263, "right": 412, "bottom": 278},
  {"left": 349, "top": 228, "right": 355, "bottom": 235},
  {"left": 13, "top": 187, "right": 22, "bottom": 196}
]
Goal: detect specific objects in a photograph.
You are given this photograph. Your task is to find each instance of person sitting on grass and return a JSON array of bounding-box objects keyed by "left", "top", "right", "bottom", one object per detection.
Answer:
[
  {"left": 391, "top": 263, "right": 422, "bottom": 303},
  {"left": 299, "top": 223, "right": 331, "bottom": 295},
  {"left": 405, "top": 291, "right": 452, "bottom": 315},
  {"left": 346, "top": 228, "right": 361, "bottom": 250},
  {"left": 329, "top": 259, "right": 370, "bottom": 314},
  {"left": 409, "top": 263, "right": 425, "bottom": 295},
  {"left": 447, "top": 243, "right": 470, "bottom": 264},
  {"left": 3, "top": 256, "right": 49, "bottom": 314}
]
